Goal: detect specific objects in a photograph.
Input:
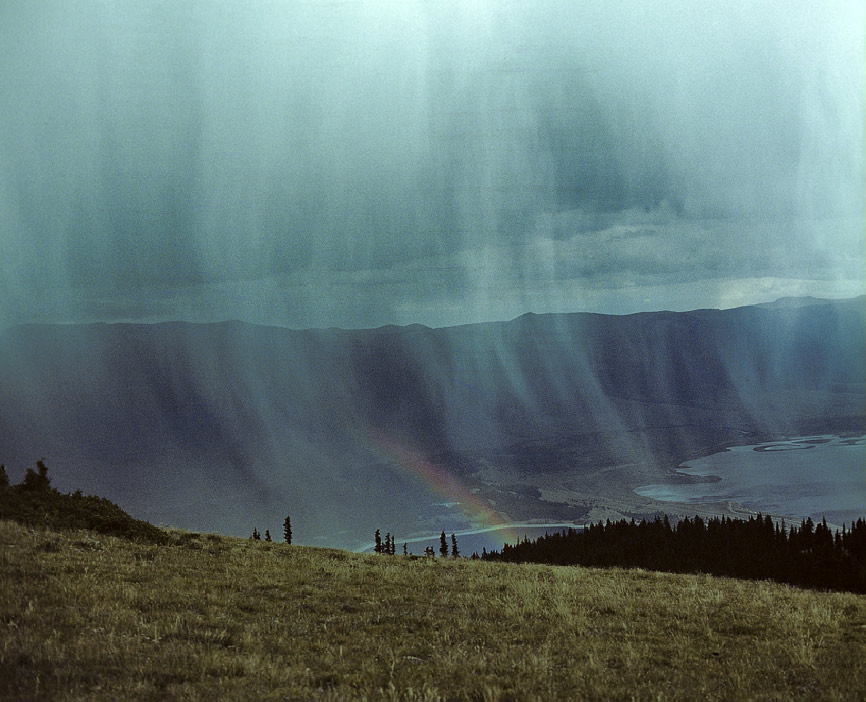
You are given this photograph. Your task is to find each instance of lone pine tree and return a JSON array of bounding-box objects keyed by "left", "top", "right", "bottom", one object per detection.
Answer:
[
  {"left": 440, "top": 531, "right": 448, "bottom": 558},
  {"left": 374, "top": 530, "right": 382, "bottom": 554},
  {"left": 22, "top": 460, "right": 52, "bottom": 493},
  {"left": 451, "top": 533, "right": 459, "bottom": 558},
  {"left": 283, "top": 515, "right": 292, "bottom": 544}
]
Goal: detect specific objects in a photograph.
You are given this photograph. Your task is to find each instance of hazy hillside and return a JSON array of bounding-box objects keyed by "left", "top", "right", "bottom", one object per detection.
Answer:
[{"left": 0, "top": 297, "right": 863, "bottom": 547}]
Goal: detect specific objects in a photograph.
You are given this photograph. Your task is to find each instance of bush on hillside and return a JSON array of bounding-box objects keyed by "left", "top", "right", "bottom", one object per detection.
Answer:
[{"left": 0, "top": 461, "right": 168, "bottom": 544}]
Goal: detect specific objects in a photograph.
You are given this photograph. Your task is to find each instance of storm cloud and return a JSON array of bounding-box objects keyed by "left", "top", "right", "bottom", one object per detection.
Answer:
[{"left": 1, "top": 0, "right": 863, "bottom": 329}]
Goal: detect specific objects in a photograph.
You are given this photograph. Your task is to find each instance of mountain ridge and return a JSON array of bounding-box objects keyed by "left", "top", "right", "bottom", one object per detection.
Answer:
[
  {"left": 8, "top": 294, "right": 861, "bottom": 335},
  {"left": 1, "top": 297, "right": 863, "bottom": 548}
]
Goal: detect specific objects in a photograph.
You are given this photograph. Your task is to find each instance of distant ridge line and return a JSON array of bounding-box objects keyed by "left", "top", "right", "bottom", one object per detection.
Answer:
[{"left": 4, "top": 294, "right": 863, "bottom": 335}]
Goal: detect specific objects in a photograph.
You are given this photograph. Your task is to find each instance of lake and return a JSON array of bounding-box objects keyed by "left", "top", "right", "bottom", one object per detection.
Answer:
[{"left": 634, "top": 435, "right": 866, "bottom": 525}]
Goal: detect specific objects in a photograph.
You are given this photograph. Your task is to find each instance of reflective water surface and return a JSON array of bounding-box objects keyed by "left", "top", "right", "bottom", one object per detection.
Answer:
[{"left": 635, "top": 435, "right": 866, "bottom": 524}]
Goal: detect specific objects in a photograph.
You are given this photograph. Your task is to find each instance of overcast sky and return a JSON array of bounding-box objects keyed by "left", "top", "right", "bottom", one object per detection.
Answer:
[{"left": 1, "top": 0, "right": 863, "bottom": 329}]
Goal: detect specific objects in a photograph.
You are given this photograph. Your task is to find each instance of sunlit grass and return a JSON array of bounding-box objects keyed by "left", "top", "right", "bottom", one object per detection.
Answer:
[{"left": 1, "top": 519, "right": 864, "bottom": 701}]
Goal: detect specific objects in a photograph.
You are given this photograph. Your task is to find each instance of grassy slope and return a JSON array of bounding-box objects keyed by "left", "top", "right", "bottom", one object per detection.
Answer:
[{"left": 1, "top": 520, "right": 865, "bottom": 702}]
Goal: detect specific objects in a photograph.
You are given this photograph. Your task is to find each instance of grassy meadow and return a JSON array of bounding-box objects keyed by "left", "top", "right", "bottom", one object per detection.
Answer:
[{"left": 2, "top": 519, "right": 865, "bottom": 701}]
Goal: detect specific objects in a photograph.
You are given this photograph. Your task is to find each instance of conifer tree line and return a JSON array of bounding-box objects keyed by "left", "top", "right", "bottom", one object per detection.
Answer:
[
  {"left": 0, "top": 460, "right": 52, "bottom": 493},
  {"left": 251, "top": 515, "right": 292, "bottom": 544},
  {"left": 482, "top": 514, "right": 866, "bottom": 593},
  {"left": 373, "top": 529, "right": 400, "bottom": 555},
  {"left": 373, "top": 529, "right": 459, "bottom": 557}
]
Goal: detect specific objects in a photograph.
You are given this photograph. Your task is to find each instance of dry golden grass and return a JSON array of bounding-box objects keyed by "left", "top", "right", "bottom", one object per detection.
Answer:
[{"left": 1, "top": 519, "right": 865, "bottom": 701}]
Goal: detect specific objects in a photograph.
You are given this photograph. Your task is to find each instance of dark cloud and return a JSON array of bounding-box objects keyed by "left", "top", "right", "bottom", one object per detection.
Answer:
[{"left": 0, "top": 1, "right": 862, "bottom": 328}]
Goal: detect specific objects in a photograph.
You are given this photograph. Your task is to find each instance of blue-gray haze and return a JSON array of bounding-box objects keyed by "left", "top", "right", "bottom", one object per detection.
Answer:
[{"left": 1, "top": 1, "right": 863, "bottom": 330}]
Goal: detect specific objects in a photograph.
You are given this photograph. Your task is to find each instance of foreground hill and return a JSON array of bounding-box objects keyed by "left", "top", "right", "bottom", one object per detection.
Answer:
[
  {"left": 0, "top": 461, "right": 168, "bottom": 545},
  {"left": 1, "top": 519, "right": 865, "bottom": 701},
  {"left": 1, "top": 297, "right": 863, "bottom": 546}
]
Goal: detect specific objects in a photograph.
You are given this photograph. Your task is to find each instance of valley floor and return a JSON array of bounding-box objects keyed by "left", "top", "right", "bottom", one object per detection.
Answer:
[{"left": 2, "top": 520, "right": 865, "bottom": 701}]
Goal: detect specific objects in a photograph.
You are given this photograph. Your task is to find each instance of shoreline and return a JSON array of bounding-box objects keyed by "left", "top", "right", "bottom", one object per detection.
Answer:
[{"left": 356, "top": 522, "right": 592, "bottom": 553}]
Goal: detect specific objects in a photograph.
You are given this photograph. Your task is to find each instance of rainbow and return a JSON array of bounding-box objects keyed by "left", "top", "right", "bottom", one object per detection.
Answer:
[{"left": 365, "top": 427, "right": 521, "bottom": 545}]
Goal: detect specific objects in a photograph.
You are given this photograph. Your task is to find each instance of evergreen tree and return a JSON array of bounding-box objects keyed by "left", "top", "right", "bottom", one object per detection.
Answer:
[
  {"left": 251, "top": 527, "right": 261, "bottom": 540},
  {"left": 451, "top": 533, "right": 459, "bottom": 558},
  {"left": 439, "top": 531, "right": 448, "bottom": 558},
  {"left": 265, "top": 529, "right": 272, "bottom": 542},
  {"left": 403, "top": 543, "right": 408, "bottom": 556},
  {"left": 22, "top": 459, "right": 52, "bottom": 492},
  {"left": 385, "top": 533, "right": 392, "bottom": 555},
  {"left": 283, "top": 515, "right": 292, "bottom": 544},
  {"left": 374, "top": 529, "right": 382, "bottom": 554},
  {"left": 37, "top": 460, "right": 50, "bottom": 488}
]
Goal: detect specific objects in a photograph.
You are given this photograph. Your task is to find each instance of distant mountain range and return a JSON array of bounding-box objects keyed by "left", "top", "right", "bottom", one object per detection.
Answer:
[
  {"left": 753, "top": 296, "right": 842, "bottom": 309},
  {"left": 1, "top": 297, "right": 863, "bottom": 549}
]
